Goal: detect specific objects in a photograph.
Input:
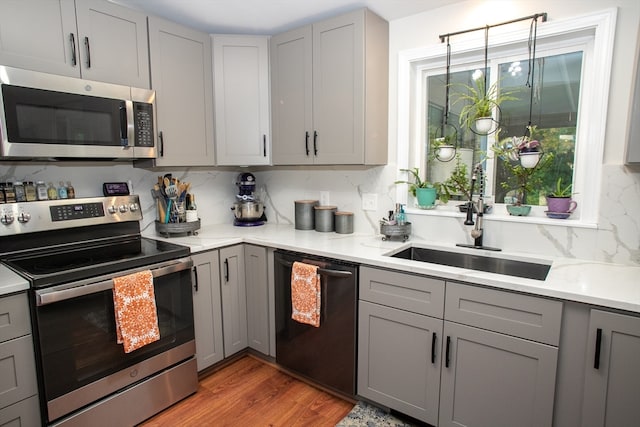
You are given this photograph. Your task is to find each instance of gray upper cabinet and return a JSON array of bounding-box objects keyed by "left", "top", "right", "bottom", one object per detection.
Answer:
[
  {"left": 0, "top": 0, "right": 149, "bottom": 88},
  {"left": 626, "top": 41, "right": 640, "bottom": 164},
  {"left": 581, "top": 309, "right": 640, "bottom": 426},
  {"left": 213, "top": 35, "right": 271, "bottom": 166},
  {"left": 148, "top": 16, "right": 215, "bottom": 166},
  {"left": 270, "top": 8, "right": 388, "bottom": 165}
]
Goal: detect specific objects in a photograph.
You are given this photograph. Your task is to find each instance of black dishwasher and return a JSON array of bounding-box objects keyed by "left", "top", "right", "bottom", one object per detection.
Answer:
[{"left": 274, "top": 250, "right": 358, "bottom": 397}]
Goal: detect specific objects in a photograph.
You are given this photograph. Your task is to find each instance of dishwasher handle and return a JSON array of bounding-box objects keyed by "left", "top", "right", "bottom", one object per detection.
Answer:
[{"left": 275, "top": 258, "right": 353, "bottom": 278}]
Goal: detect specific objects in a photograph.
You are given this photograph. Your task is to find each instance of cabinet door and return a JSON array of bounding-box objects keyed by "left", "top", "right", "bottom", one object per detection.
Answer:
[
  {"left": 148, "top": 16, "right": 215, "bottom": 166},
  {"left": 358, "top": 301, "right": 442, "bottom": 425},
  {"left": 191, "top": 251, "right": 224, "bottom": 371},
  {"left": 75, "top": 0, "right": 149, "bottom": 87},
  {"left": 270, "top": 26, "right": 314, "bottom": 165},
  {"left": 0, "top": 0, "right": 79, "bottom": 77},
  {"left": 582, "top": 310, "right": 640, "bottom": 427},
  {"left": 213, "top": 35, "right": 271, "bottom": 166},
  {"left": 0, "top": 335, "right": 38, "bottom": 410},
  {"left": 220, "top": 245, "right": 248, "bottom": 357},
  {"left": 245, "top": 245, "right": 269, "bottom": 355},
  {"left": 312, "top": 10, "right": 364, "bottom": 164},
  {"left": 439, "top": 321, "right": 558, "bottom": 427}
]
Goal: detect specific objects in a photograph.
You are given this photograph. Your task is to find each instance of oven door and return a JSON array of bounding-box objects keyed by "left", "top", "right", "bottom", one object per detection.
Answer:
[{"left": 33, "top": 257, "right": 195, "bottom": 423}]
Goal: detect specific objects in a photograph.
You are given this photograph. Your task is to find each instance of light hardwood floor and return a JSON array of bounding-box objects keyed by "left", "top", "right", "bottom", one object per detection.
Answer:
[{"left": 139, "top": 355, "right": 354, "bottom": 426}]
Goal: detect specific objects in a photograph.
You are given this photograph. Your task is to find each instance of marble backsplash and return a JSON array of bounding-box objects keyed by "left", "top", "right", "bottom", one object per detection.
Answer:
[{"left": 1, "top": 162, "right": 638, "bottom": 265}]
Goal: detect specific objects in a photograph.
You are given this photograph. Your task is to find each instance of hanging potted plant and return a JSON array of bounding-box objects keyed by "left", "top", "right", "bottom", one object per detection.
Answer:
[
  {"left": 431, "top": 133, "right": 457, "bottom": 162},
  {"left": 492, "top": 133, "right": 553, "bottom": 216},
  {"left": 451, "top": 74, "right": 517, "bottom": 134},
  {"left": 545, "top": 177, "right": 577, "bottom": 216},
  {"left": 395, "top": 168, "right": 439, "bottom": 208}
]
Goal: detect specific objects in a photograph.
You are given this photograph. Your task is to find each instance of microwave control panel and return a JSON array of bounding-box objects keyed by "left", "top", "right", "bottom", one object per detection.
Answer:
[{"left": 134, "top": 102, "right": 154, "bottom": 147}]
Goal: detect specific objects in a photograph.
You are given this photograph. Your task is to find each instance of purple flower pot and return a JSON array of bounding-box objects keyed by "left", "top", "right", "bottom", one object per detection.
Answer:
[{"left": 546, "top": 196, "right": 577, "bottom": 213}]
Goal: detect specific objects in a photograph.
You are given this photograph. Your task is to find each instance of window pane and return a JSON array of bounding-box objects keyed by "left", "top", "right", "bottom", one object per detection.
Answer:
[
  {"left": 496, "top": 52, "right": 582, "bottom": 205},
  {"left": 426, "top": 69, "right": 489, "bottom": 200}
]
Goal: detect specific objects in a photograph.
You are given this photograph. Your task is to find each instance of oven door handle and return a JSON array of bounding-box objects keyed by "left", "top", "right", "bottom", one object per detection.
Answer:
[{"left": 35, "top": 258, "right": 194, "bottom": 306}]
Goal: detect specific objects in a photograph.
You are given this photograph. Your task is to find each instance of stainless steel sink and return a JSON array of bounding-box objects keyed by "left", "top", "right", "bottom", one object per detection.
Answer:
[{"left": 388, "top": 247, "right": 550, "bottom": 280}]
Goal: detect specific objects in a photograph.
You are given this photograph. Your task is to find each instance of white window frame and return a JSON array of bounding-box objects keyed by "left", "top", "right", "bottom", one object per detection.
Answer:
[{"left": 396, "top": 8, "right": 617, "bottom": 227}]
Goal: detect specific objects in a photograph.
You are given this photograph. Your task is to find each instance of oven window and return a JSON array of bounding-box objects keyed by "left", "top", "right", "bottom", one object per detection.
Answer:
[{"left": 35, "top": 269, "right": 194, "bottom": 401}]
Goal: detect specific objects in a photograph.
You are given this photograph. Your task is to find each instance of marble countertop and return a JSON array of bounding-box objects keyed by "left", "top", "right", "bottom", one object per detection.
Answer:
[
  {"left": 145, "top": 223, "right": 640, "bottom": 314},
  {"left": 0, "top": 264, "right": 30, "bottom": 295}
]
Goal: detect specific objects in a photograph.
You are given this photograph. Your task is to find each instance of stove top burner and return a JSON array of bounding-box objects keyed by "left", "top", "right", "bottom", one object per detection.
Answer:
[{"left": 3, "top": 237, "right": 190, "bottom": 288}]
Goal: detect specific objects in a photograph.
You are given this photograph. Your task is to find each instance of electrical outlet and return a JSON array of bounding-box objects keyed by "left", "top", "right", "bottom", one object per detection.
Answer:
[
  {"left": 362, "top": 193, "right": 378, "bottom": 211},
  {"left": 320, "top": 191, "right": 330, "bottom": 206}
]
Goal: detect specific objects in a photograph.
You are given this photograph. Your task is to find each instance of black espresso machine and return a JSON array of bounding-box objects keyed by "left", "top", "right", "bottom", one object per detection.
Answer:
[{"left": 230, "top": 172, "right": 267, "bottom": 226}]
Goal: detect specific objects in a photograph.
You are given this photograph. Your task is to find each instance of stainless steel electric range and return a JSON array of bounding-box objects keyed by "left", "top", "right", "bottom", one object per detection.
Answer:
[{"left": 0, "top": 195, "right": 197, "bottom": 426}]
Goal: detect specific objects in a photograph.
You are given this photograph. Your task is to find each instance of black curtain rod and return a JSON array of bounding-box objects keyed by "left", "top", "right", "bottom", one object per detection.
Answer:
[{"left": 438, "top": 12, "right": 547, "bottom": 43}]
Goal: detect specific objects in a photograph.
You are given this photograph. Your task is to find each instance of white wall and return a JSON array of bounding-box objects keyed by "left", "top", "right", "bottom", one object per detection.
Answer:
[{"left": 1, "top": 0, "right": 639, "bottom": 265}]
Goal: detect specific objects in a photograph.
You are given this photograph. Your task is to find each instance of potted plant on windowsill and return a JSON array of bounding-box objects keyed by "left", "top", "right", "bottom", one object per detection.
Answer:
[
  {"left": 395, "top": 168, "right": 438, "bottom": 208},
  {"left": 492, "top": 132, "right": 553, "bottom": 216},
  {"left": 545, "top": 177, "right": 577, "bottom": 217},
  {"left": 451, "top": 75, "right": 516, "bottom": 134}
]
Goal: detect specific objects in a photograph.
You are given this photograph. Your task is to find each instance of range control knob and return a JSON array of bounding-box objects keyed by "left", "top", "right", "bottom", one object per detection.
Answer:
[
  {"left": 108, "top": 205, "right": 118, "bottom": 214},
  {"left": 1, "top": 213, "right": 15, "bottom": 225},
  {"left": 17, "top": 212, "right": 31, "bottom": 223},
  {"left": 119, "top": 205, "right": 128, "bottom": 213},
  {"left": 129, "top": 203, "right": 139, "bottom": 212}
]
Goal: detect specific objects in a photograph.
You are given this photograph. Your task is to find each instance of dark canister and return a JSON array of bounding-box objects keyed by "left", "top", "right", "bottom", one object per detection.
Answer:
[
  {"left": 295, "top": 200, "right": 319, "bottom": 230},
  {"left": 314, "top": 205, "right": 337, "bottom": 232},
  {"left": 334, "top": 211, "right": 354, "bottom": 234}
]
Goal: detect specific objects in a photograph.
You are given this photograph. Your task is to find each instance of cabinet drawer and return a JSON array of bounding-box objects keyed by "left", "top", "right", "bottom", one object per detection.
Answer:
[
  {"left": 0, "top": 293, "right": 31, "bottom": 343},
  {"left": 0, "top": 335, "right": 38, "bottom": 410},
  {"left": 445, "top": 282, "right": 562, "bottom": 346},
  {"left": 0, "top": 395, "right": 41, "bottom": 426},
  {"left": 359, "top": 266, "right": 444, "bottom": 318}
]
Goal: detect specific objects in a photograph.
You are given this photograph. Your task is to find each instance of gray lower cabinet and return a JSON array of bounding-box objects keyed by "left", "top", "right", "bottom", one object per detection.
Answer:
[
  {"left": 191, "top": 250, "right": 224, "bottom": 371},
  {"left": 439, "top": 321, "right": 558, "bottom": 427},
  {"left": 219, "top": 245, "right": 248, "bottom": 358},
  {"left": 244, "top": 245, "right": 269, "bottom": 355},
  {"left": 0, "top": 292, "right": 40, "bottom": 426},
  {"left": 581, "top": 309, "right": 640, "bottom": 426},
  {"left": 358, "top": 267, "right": 562, "bottom": 427},
  {"left": 358, "top": 266, "right": 445, "bottom": 426},
  {"left": 358, "top": 301, "right": 442, "bottom": 424}
]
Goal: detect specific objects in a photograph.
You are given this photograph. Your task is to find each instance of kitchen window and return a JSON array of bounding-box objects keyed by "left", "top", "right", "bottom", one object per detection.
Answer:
[{"left": 397, "top": 9, "right": 617, "bottom": 226}]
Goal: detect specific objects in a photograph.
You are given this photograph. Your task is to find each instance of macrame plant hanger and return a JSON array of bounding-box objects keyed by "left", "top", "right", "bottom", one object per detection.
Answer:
[
  {"left": 518, "top": 14, "right": 543, "bottom": 169},
  {"left": 470, "top": 24, "right": 499, "bottom": 135},
  {"left": 435, "top": 35, "right": 458, "bottom": 162}
]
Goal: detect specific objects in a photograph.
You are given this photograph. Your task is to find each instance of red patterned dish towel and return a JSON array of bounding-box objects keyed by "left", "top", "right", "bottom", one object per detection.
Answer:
[
  {"left": 113, "top": 270, "right": 160, "bottom": 353},
  {"left": 291, "top": 261, "right": 321, "bottom": 327}
]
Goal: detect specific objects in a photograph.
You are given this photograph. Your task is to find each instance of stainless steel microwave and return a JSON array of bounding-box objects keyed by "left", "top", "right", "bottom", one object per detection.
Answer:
[{"left": 0, "top": 65, "right": 156, "bottom": 160}]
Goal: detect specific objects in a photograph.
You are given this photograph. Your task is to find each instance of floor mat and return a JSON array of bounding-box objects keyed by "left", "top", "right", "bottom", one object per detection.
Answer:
[{"left": 335, "top": 401, "right": 417, "bottom": 427}]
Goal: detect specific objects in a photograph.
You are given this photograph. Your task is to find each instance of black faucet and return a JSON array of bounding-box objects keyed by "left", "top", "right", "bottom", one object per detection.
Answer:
[{"left": 457, "top": 164, "right": 501, "bottom": 251}]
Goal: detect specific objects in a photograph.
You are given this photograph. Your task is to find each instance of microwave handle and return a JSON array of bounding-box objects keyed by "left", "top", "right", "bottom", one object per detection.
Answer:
[
  {"left": 35, "top": 258, "right": 193, "bottom": 306},
  {"left": 120, "top": 102, "right": 129, "bottom": 147}
]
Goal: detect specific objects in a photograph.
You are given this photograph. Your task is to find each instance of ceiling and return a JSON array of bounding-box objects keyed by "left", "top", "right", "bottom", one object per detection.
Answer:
[{"left": 110, "top": 0, "right": 466, "bottom": 35}]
